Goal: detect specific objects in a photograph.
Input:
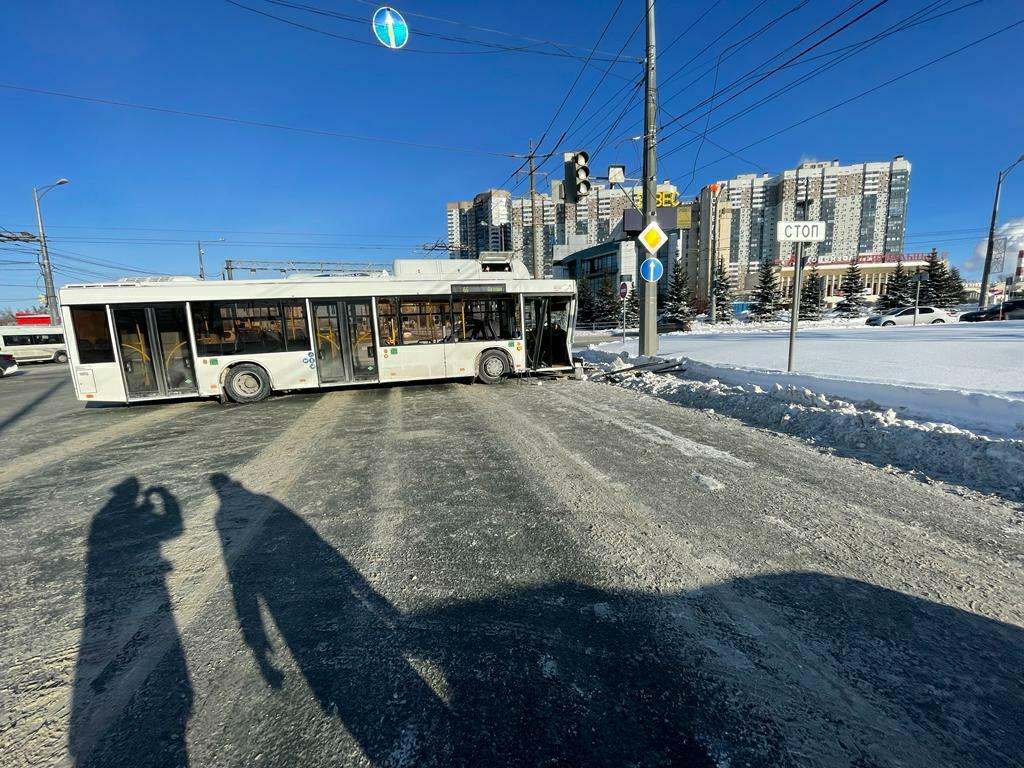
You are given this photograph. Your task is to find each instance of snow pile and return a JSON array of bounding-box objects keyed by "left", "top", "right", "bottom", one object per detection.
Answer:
[
  {"left": 581, "top": 349, "right": 1024, "bottom": 502},
  {"left": 592, "top": 321, "right": 1024, "bottom": 437}
]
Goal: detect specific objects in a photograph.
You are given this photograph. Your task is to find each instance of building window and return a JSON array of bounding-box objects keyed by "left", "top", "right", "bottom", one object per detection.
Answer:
[
  {"left": 70, "top": 306, "right": 115, "bottom": 363},
  {"left": 858, "top": 196, "right": 877, "bottom": 253}
]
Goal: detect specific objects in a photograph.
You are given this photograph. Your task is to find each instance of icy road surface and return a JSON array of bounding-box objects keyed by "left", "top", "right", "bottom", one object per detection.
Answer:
[{"left": 1, "top": 366, "right": 1022, "bottom": 767}]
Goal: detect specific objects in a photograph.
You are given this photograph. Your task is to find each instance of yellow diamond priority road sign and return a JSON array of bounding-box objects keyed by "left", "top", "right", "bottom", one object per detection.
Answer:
[{"left": 638, "top": 220, "right": 668, "bottom": 255}]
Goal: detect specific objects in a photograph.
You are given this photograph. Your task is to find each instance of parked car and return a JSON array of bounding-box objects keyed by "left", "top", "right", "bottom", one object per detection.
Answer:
[
  {"left": 960, "top": 299, "right": 1024, "bottom": 322},
  {"left": 0, "top": 353, "right": 18, "bottom": 377},
  {"left": 865, "top": 306, "right": 956, "bottom": 326}
]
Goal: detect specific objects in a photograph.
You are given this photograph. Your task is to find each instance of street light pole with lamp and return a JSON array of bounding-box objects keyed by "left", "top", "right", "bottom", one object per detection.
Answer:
[
  {"left": 33, "top": 178, "right": 69, "bottom": 324},
  {"left": 979, "top": 154, "right": 1023, "bottom": 309}
]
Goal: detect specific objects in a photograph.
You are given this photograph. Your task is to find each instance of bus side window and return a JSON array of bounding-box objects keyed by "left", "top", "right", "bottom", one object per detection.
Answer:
[
  {"left": 377, "top": 298, "right": 397, "bottom": 346},
  {"left": 70, "top": 306, "right": 115, "bottom": 363}
]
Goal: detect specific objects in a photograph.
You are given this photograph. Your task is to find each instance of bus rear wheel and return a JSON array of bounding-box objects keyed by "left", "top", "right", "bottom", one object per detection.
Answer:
[
  {"left": 225, "top": 363, "right": 271, "bottom": 403},
  {"left": 478, "top": 350, "right": 509, "bottom": 384}
]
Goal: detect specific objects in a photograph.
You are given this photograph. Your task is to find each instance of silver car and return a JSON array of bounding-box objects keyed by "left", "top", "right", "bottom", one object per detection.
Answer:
[{"left": 866, "top": 306, "right": 957, "bottom": 326}]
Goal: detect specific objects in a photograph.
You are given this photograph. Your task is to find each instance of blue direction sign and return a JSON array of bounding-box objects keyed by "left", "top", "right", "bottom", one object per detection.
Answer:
[
  {"left": 640, "top": 257, "right": 664, "bottom": 283},
  {"left": 372, "top": 6, "right": 409, "bottom": 49}
]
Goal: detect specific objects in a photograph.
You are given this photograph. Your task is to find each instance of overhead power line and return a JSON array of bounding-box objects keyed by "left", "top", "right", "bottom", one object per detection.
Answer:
[
  {"left": 228, "top": 0, "right": 639, "bottom": 67},
  {"left": 0, "top": 83, "right": 517, "bottom": 157},
  {"left": 664, "top": 18, "right": 1024, "bottom": 176}
]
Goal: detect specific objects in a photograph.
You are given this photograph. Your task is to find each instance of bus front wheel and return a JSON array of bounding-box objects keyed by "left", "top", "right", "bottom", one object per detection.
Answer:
[
  {"left": 478, "top": 350, "right": 509, "bottom": 384},
  {"left": 225, "top": 363, "right": 271, "bottom": 403},
  {"left": 54, "top": 351, "right": 68, "bottom": 364}
]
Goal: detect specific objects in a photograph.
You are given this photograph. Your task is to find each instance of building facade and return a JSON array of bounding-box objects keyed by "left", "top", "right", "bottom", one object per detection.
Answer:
[
  {"left": 446, "top": 181, "right": 694, "bottom": 279},
  {"left": 697, "top": 157, "right": 911, "bottom": 303}
]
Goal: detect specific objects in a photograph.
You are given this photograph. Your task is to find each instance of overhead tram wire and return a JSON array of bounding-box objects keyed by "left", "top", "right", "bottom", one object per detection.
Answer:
[
  {"left": 656, "top": 0, "right": 972, "bottom": 116},
  {"left": 655, "top": 0, "right": 891, "bottom": 141},
  {"left": 495, "top": 0, "right": 629, "bottom": 191},
  {"left": 664, "top": 18, "right": 1024, "bottom": 177},
  {"left": 226, "top": 0, "right": 638, "bottom": 67},
  {"left": 605, "top": 0, "right": 830, "bottom": 156},
  {"left": 0, "top": 84, "right": 518, "bottom": 159},
  {"left": 345, "top": 0, "right": 642, "bottom": 64},
  {"left": 655, "top": 0, "right": 977, "bottom": 160},
  {"left": 658, "top": 0, "right": 724, "bottom": 61}
]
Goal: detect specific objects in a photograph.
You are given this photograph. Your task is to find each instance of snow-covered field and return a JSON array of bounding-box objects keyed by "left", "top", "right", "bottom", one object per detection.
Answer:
[{"left": 590, "top": 320, "right": 1024, "bottom": 437}]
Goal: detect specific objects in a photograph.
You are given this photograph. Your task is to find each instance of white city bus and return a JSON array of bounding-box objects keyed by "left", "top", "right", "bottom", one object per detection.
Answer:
[
  {"left": 58, "top": 258, "right": 576, "bottom": 404},
  {"left": 0, "top": 325, "right": 68, "bottom": 364}
]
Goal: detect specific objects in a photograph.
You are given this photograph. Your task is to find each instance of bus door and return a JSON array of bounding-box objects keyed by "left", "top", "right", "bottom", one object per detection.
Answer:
[
  {"left": 523, "top": 296, "right": 573, "bottom": 370},
  {"left": 312, "top": 300, "right": 378, "bottom": 384},
  {"left": 112, "top": 304, "right": 198, "bottom": 399}
]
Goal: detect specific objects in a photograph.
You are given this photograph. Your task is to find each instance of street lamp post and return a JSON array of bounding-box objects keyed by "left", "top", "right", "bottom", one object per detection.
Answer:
[
  {"left": 33, "top": 178, "right": 70, "bottom": 323},
  {"left": 979, "top": 154, "right": 1023, "bottom": 309}
]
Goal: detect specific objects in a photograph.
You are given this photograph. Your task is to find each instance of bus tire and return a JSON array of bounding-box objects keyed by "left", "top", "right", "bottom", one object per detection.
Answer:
[
  {"left": 54, "top": 351, "right": 68, "bottom": 364},
  {"left": 477, "top": 350, "right": 509, "bottom": 384},
  {"left": 224, "top": 363, "right": 271, "bottom": 403}
]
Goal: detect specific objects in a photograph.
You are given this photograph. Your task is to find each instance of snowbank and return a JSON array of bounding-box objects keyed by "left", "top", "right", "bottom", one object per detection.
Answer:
[
  {"left": 580, "top": 349, "right": 1024, "bottom": 502},
  {"left": 592, "top": 321, "right": 1024, "bottom": 437}
]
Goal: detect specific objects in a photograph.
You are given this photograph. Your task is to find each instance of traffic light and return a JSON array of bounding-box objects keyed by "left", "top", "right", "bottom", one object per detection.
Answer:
[{"left": 563, "top": 150, "right": 590, "bottom": 203}]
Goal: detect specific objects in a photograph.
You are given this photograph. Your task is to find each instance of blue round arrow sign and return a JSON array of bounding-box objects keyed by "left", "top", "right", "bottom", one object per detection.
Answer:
[
  {"left": 372, "top": 6, "right": 409, "bottom": 49},
  {"left": 640, "top": 257, "right": 664, "bottom": 283}
]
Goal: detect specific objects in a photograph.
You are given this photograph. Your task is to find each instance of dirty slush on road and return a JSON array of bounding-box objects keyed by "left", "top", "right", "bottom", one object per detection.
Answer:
[{"left": 1, "top": 370, "right": 1022, "bottom": 767}]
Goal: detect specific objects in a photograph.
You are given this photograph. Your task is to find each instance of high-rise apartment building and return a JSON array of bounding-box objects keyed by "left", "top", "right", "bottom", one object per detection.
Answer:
[
  {"left": 697, "top": 157, "right": 911, "bottom": 301},
  {"left": 446, "top": 182, "right": 685, "bottom": 277}
]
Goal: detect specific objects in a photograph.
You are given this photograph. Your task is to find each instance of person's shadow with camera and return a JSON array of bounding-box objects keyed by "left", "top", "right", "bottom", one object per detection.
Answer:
[{"left": 69, "top": 478, "right": 193, "bottom": 768}]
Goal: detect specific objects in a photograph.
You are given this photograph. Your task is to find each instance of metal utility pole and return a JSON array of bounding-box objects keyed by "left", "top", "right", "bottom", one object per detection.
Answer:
[
  {"left": 980, "top": 154, "right": 1023, "bottom": 309},
  {"left": 197, "top": 241, "right": 206, "bottom": 280},
  {"left": 225, "top": 259, "right": 234, "bottom": 280},
  {"left": 708, "top": 205, "right": 717, "bottom": 324},
  {"left": 639, "top": 0, "right": 658, "bottom": 356},
  {"left": 529, "top": 139, "right": 543, "bottom": 279},
  {"left": 33, "top": 178, "right": 69, "bottom": 324}
]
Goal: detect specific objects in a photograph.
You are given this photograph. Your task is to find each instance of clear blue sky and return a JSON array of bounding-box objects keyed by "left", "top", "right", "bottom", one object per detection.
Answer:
[{"left": 2, "top": 0, "right": 1022, "bottom": 308}]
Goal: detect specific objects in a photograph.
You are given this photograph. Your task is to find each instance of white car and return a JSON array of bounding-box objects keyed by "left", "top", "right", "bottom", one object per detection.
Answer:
[{"left": 866, "top": 306, "right": 957, "bottom": 326}]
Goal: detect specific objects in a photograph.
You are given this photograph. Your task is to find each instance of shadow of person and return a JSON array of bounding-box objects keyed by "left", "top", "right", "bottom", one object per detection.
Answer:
[
  {"left": 212, "top": 474, "right": 1024, "bottom": 767},
  {"left": 69, "top": 479, "right": 192, "bottom": 768},
  {"left": 211, "top": 473, "right": 448, "bottom": 765}
]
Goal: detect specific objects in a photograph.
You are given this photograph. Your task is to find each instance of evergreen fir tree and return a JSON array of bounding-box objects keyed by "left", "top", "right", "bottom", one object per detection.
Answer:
[
  {"left": 624, "top": 287, "right": 641, "bottom": 326},
  {"left": 835, "top": 259, "right": 867, "bottom": 316},
  {"left": 798, "top": 263, "right": 823, "bottom": 320},
  {"left": 711, "top": 265, "right": 734, "bottom": 322},
  {"left": 595, "top": 276, "right": 620, "bottom": 324},
  {"left": 947, "top": 266, "right": 967, "bottom": 306},
  {"left": 749, "top": 260, "right": 781, "bottom": 321},
  {"left": 576, "top": 277, "right": 595, "bottom": 325},
  {"left": 921, "top": 248, "right": 956, "bottom": 307},
  {"left": 877, "top": 259, "right": 911, "bottom": 311},
  {"left": 664, "top": 259, "right": 694, "bottom": 325}
]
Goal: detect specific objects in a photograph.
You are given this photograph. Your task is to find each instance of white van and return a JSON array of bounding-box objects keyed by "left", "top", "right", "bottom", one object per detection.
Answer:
[{"left": 0, "top": 325, "right": 68, "bottom": 364}]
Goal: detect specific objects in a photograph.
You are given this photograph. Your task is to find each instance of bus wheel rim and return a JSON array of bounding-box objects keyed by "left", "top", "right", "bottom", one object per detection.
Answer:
[
  {"left": 484, "top": 357, "right": 504, "bottom": 377},
  {"left": 236, "top": 372, "right": 261, "bottom": 395}
]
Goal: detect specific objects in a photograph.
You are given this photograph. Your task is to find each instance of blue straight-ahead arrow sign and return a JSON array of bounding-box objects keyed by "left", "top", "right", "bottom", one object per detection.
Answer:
[{"left": 640, "top": 257, "right": 664, "bottom": 283}]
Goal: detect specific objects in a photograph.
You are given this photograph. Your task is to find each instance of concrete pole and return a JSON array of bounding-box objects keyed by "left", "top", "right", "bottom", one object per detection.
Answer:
[
  {"left": 33, "top": 187, "right": 60, "bottom": 324},
  {"left": 529, "top": 140, "right": 542, "bottom": 279},
  {"left": 197, "top": 241, "right": 206, "bottom": 280},
  {"left": 979, "top": 170, "right": 1004, "bottom": 310},
  {"left": 639, "top": 0, "right": 658, "bottom": 356}
]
